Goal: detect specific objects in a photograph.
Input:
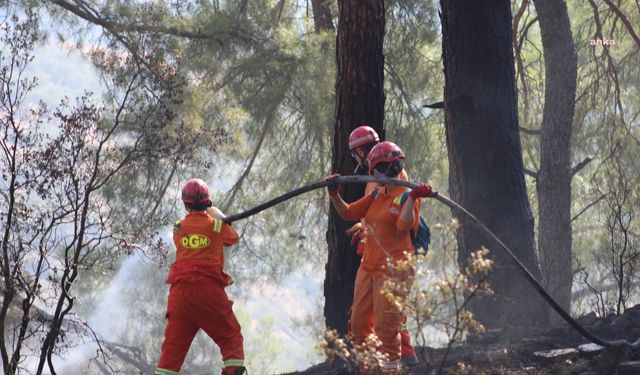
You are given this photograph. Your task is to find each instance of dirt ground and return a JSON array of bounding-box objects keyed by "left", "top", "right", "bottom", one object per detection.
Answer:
[{"left": 285, "top": 305, "right": 640, "bottom": 375}]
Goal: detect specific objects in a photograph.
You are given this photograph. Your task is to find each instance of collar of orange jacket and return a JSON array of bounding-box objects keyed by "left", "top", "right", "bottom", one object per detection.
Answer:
[{"left": 381, "top": 182, "right": 407, "bottom": 196}]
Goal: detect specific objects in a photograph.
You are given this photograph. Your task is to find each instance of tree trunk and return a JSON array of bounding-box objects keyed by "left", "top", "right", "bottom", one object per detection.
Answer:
[
  {"left": 311, "top": 0, "right": 334, "bottom": 32},
  {"left": 532, "top": 0, "right": 577, "bottom": 326},
  {"left": 440, "top": 0, "right": 548, "bottom": 329},
  {"left": 324, "top": 0, "right": 385, "bottom": 335}
]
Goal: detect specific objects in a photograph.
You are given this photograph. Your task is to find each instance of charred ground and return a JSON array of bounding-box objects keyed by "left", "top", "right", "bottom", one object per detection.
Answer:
[{"left": 286, "top": 305, "right": 640, "bottom": 375}]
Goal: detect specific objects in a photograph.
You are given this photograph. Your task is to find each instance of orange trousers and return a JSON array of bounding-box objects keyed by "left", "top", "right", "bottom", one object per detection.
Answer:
[
  {"left": 401, "top": 316, "right": 416, "bottom": 359},
  {"left": 156, "top": 279, "right": 244, "bottom": 373},
  {"left": 350, "top": 266, "right": 412, "bottom": 362}
]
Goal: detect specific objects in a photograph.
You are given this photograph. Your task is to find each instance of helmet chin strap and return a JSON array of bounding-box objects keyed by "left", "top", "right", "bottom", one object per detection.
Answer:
[
  {"left": 352, "top": 149, "right": 369, "bottom": 170},
  {"left": 356, "top": 155, "right": 366, "bottom": 169}
]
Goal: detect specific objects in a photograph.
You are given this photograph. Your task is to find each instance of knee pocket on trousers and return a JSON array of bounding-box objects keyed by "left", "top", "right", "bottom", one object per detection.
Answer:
[
  {"left": 380, "top": 311, "right": 404, "bottom": 335},
  {"left": 383, "top": 310, "right": 404, "bottom": 325}
]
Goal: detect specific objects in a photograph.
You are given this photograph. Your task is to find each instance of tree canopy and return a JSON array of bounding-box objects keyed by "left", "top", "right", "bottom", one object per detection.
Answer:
[{"left": 0, "top": 0, "right": 638, "bottom": 373}]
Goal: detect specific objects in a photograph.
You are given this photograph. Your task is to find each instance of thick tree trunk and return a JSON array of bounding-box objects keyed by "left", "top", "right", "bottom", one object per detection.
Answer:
[
  {"left": 532, "top": 0, "right": 577, "bottom": 325},
  {"left": 311, "top": 0, "right": 334, "bottom": 32},
  {"left": 440, "top": 0, "right": 548, "bottom": 329},
  {"left": 324, "top": 1, "right": 385, "bottom": 334}
]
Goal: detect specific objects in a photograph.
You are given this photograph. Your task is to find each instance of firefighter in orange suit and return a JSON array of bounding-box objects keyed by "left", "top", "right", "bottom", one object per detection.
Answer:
[
  {"left": 327, "top": 142, "right": 436, "bottom": 374},
  {"left": 155, "top": 178, "right": 246, "bottom": 375},
  {"left": 345, "top": 126, "right": 417, "bottom": 367}
]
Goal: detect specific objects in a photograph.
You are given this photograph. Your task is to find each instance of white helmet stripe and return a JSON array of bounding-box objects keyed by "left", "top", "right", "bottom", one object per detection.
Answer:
[{"left": 349, "top": 134, "right": 374, "bottom": 149}]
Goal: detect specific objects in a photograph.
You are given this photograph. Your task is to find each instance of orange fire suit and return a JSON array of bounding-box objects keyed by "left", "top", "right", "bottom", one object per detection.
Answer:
[
  {"left": 339, "top": 182, "right": 419, "bottom": 365},
  {"left": 155, "top": 211, "right": 244, "bottom": 375},
  {"left": 360, "top": 170, "right": 417, "bottom": 362}
]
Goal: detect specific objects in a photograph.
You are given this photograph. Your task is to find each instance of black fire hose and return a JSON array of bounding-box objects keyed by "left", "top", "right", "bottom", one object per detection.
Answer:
[{"left": 223, "top": 175, "right": 640, "bottom": 350}]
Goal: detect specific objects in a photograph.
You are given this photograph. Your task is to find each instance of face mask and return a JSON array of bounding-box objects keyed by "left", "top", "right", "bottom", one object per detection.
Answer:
[{"left": 372, "top": 159, "right": 404, "bottom": 177}]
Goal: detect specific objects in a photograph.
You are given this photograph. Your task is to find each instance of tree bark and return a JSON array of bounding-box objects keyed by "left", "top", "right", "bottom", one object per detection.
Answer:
[
  {"left": 324, "top": 0, "right": 385, "bottom": 334},
  {"left": 440, "top": 0, "right": 548, "bottom": 329},
  {"left": 311, "top": 0, "right": 334, "bottom": 32},
  {"left": 531, "top": 0, "right": 577, "bottom": 325}
]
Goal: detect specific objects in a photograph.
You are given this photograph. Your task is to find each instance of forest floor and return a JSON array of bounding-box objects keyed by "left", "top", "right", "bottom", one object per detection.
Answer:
[{"left": 285, "top": 305, "right": 640, "bottom": 375}]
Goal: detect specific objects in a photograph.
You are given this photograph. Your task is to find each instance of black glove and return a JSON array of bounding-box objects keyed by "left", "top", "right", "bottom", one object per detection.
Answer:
[{"left": 325, "top": 173, "right": 340, "bottom": 196}]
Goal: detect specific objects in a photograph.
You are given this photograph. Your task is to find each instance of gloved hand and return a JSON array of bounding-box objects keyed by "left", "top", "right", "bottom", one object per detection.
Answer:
[
  {"left": 206, "top": 206, "right": 226, "bottom": 219},
  {"left": 346, "top": 223, "right": 366, "bottom": 255},
  {"left": 356, "top": 235, "right": 366, "bottom": 255},
  {"left": 346, "top": 222, "right": 363, "bottom": 238},
  {"left": 347, "top": 223, "right": 363, "bottom": 245},
  {"left": 409, "top": 183, "right": 438, "bottom": 199},
  {"left": 325, "top": 173, "right": 340, "bottom": 196}
]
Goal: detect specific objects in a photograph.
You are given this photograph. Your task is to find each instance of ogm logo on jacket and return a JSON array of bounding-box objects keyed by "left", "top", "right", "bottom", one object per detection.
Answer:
[
  {"left": 387, "top": 195, "right": 403, "bottom": 215},
  {"left": 180, "top": 234, "right": 211, "bottom": 249}
]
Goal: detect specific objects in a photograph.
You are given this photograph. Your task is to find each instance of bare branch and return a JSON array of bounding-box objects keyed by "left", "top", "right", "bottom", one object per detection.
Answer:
[
  {"left": 512, "top": 0, "right": 529, "bottom": 43},
  {"left": 588, "top": 0, "right": 628, "bottom": 130},
  {"left": 524, "top": 167, "right": 538, "bottom": 179},
  {"left": 423, "top": 101, "right": 444, "bottom": 109},
  {"left": 149, "top": 162, "right": 178, "bottom": 219},
  {"left": 569, "top": 194, "right": 606, "bottom": 224},
  {"left": 222, "top": 115, "right": 273, "bottom": 213},
  {"left": 513, "top": 0, "right": 531, "bottom": 123},
  {"left": 571, "top": 156, "right": 594, "bottom": 176},
  {"left": 602, "top": 0, "right": 640, "bottom": 49},
  {"left": 572, "top": 280, "right": 640, "bottom": 303},
  {"left": 101, "top": 341, "right": 155, "bottom": 374},
  {"left": 519, "top": 126, "right": 540, "bottom": 136}
]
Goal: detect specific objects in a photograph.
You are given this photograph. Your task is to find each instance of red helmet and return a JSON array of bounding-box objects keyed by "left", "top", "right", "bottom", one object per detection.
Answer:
[
  {"left": 367, "top": 141, "right": 405, "bottom": 172},
  {"left": 181, "top": 178, "right": 211, "bottom": 204},
  {"left": 348, "top": 125, "right": 380, "bottom": 151}
]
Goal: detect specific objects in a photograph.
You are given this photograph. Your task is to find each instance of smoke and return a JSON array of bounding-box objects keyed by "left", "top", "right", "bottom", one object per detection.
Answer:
[
  {"left": 51, "top": 255, "right": 146, "bottom": 375},
  {"left": 49, "top": 251, "right": 324, "bottom": 374}
]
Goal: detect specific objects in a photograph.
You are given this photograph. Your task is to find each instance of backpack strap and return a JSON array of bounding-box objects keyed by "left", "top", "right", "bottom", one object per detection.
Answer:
[
  {"left": 399, "top": 189, "right": 417, "bottom": 243},
  {"left": 371, "top": 188, "right": 381, "bottom": 199},
  {"left": 400, "top": 189, "right": 411, "bottom": 205},
  {"left": 373, "top": 188, "right": 409, "bottom": 203}
]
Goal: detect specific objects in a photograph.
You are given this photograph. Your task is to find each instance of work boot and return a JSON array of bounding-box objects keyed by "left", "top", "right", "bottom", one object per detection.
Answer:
[
  {"left": 400, "top": 354, "right": 419, "bottom": 367},
  {"left": 400, "top": 325, "right": 418, "bottom": 368},
  {"left": 221, "top": 366, "right": 246, "bottom": 375}
]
